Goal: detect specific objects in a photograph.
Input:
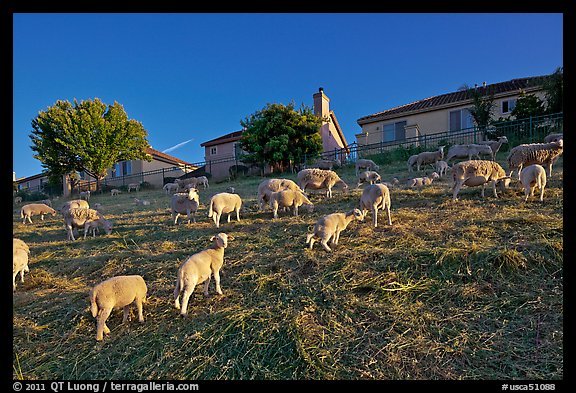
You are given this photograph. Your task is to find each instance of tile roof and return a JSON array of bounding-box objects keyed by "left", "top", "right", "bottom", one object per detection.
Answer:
[
  {"left": 201, "top": 130, "right": 244, "bottom": 147},
  {"left": 145, "top": 147, "right": 193, "bottom": 166},
  {"left": 357, "top": 75, "right": 551, "bottom": 124}
]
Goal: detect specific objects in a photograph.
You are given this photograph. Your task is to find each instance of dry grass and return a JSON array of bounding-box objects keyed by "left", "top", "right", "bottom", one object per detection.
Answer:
[{"left": 12, "top": 155, "right": 563, "bottom": 380}]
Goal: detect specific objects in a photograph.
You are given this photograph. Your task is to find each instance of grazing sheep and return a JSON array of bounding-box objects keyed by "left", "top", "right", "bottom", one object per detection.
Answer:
[
  {"left": 445, "top": 144, "right": 493, "bottom": 162},
  {"left": 39, "top": 199, "right": 52, "bottom": 207},
  {"left": 63, "top": 207, "right": 113, "bottom": 240},
  {"left": 407, "top": 154, "right": 419, "bottom": 172},
  {"left": 306, "top": 208, "right": 364, "bottom": 252},
  {"left": 382, "top": 177, "right": 400, "bottom": 188},
  {"left": 127, "top": 183, "right": 140, "bottom": 192},
  {"left": 311, "top": 158, "right": 340, "bottom": 171},
  {"left": 357, "top": 170, "right": 382, "bottom": 188},
  {"left": 59, "top": 199, "right": 90, "bottom": 214},
  {"left": 80, "top": 190, "right": 91, "bottom": 201},
  {"left": 13, "top": 238, "right": 30, "bottom": 292},
  {"left": 408, "top": 172, "right": 440, "bottom": 187},
  {"left": 174, "top": 233, "right": 233, "bottom": 316},
  {"left": 14, "top": 196, "right": 23, "bottom": 204},
  {"left": 93, "top": 203, "right": 104, "bottom": 212},
  {"left": 133, "top": 198, "right": 150, "bottom": 206},
  {"left": 519, "top": 164, "right": 547, "bottom": 202},
  {"left": 543, "top": 133, "right": 563, "bottom": 143},
  {"left": 89, "top": 275, "right": 147, "bottom": 341},
  {"left": 257, "top": 178, "right": 303, "bottom": 210},
  {"left": 451, "top": 160, "right": 511, "bottom": 200},
  {"left": 415, "top": 146, "right": 445, "bottom": 171},
  {"left": 477, "top": 136, "right": 509, "bottom": 160},
  {"left": 20, "top": 203, "right": 57, "bottom": 224},
  {"left": 359, "top": 183, "right": 392, "bottom": 228},
  {"left": 435, "top": 160, "right": 449, "bottom": 177},
  {"left": 175, "top": 177, "right": 198, "bottom": 192},
  {"left": 225, "top": 186, "right": 236, "bottom": 193},
  {"left": 507, "top": 139, "right": 563, "bottom": 180},
  {"left": 163, "top": 182, "right": 179, "bottom": 194},
  {"left": 297, "top": 168, "right": 349, "bottom": 198},
  {"left": 269, "top": 189, "right": 314, "bottom": 219},
  {"left": 111, "top": 189, "right": 121, "bottom": 196},
  {"left": 355, "top": 159, "right": 380, "bottom": 175},
  {"left": 196, "top": 176, "right": 209, "bottom": 189},
  {"left": 171, "top": 188, "right": 200, "bottom": 225},
  {"left": 208, "top": 192, "right": 242, "bottom": 228}
]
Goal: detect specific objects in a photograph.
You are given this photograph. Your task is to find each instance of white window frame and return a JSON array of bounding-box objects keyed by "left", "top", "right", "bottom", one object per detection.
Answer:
[
  {"left": 449, "top": 108, "right": 474, "bottom": 132},
  {"left": 210, "top": 146, "right": 218, "bottom": 156},
  {"left": 381, "top": 120, "right": 407, "bottom": 142},
  {"left": 501, "top": 99, "right": 517, "bottom": 115}
]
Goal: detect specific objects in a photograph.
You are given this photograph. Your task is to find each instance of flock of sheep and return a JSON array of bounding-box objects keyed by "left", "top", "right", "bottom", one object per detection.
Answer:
[{"left": 13, "top": 133, "right": 563, "bottom": 341}]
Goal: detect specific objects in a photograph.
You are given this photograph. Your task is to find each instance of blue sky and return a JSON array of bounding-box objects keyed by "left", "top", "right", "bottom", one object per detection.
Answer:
[{"left": 12, "top": 13, "right": 563, "bottom": 179}]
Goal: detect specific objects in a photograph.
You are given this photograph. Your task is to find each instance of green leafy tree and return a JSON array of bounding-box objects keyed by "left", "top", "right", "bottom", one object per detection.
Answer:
[
  {"left": 239, "top": 102, "right": 324, "bottom": 172},
  {"left": 466, "top": 85, "right": 495, "bottom": 131},
  {"left": 543, "top": 66, "right": 563, "bottom": 114},
  {"left": 511, "top": 92, "right": 546, "bottom": 119},
  {"left": 29, "top": 98, "right": 151, "bottom": 190}
]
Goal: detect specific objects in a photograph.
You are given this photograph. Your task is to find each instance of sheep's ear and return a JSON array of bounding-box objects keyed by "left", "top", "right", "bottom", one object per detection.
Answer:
[
  {"left": 227, "top": 235, "right": 235, "bottom": 241},
  {"left": 210, "top": 236, "right": 215, "bottom": 241}
]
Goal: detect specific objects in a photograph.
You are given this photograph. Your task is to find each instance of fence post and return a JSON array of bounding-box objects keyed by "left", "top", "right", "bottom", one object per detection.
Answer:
[{"left": 529, "top": 115, "right": 533, "bottom": 141}]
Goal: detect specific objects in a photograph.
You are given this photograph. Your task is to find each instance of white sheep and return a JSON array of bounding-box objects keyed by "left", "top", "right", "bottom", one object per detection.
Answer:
[
  {"left": 63, "top": 207, "right": 113, "bottom": 240},
  {"left": 296, "top": 168, "right": 349, "bottom": 198},
  {"left": 163, "top": 182, "right": 179, "bottom": 194},
  {"left": 225, "top": 186, "right": 236, "bottom": 193},
  {"left": 415, "top": 146, "right": 445, "bottom": 171},
  {"left": 59, "top": 199, "right": 90, "bottom": 214},
  {"left": 519, "top": 164, "right": 547, "bottom": 202},
  {"left": 269, "top": 189, "right": 314, "bottom": 219},
  {"left": 408, "top": 172, "right": 440, "bottom": 187},
  {"left": 355, "top": 159, "right": 380, "bottom": 175},
  {"left": 357, "top": 170, "right": 382, "bottom": 188},
  {"left": 257, "top": 178, "right": 303, "bottom": 210},
  {"left": 133, "top": 198, "right": 150, "bottom": 206},
  {"left": 111, "top": 189, "right": 121, "bottom": 196},
  {"left": 174, "top": 233, "right": 233, "bottom": 316},
  {"left": 13, "top": 238, "right": 30, "bottom": 292},
  {"left": 382, "top": 177, "right": 400, "bottom": 188},
  {"left": 451, "top": 160, "right": 511, "bottom": 200},
  {"left": 477, "top": 136, "right": 509, "bottom": 160},
  {"left": 445, "top": 143, "right": 493, "bottom": 162},
  {"left": 127, "top": 183, "right": 140, "bottom": 192},
  {"left": 196, "top": 176, "right": 209, "bottom": 189},
  {"left": 435, "top": 160, "right": 449, "bottom": 177},
  {"left": 14, "top": 196, "right": 23, "bottom": 204},
  {"left": 89, "top": 275, "right": 147, "bottom": 341},
  {"left": 543, "top": 133, "right": 563, "bottom": 143},
  {"left": 311, "top": 158, "right": 340, "bottom": 171},
  {"left": 175, "top": 177, "right": 198, "bottom": 192},
  {"left": 306, "top": 208, "right": 364, "bottom": 252},
  {"left": 507, "top": 139, "right": 563, "bottom": 180},
  {"left": 171, "top": 188, "right": 200, "bottom": 225},
  {"left": 407, "top": 154, "right": 419, "bottom": 172},
  {"left": 359, "top": 183, "right": 392, "bottom": 228},
  {"left": 80, "top": 190, "right": 91, "bottom": 201},
  {"left": 39, "top": 199, "right": 52, "bottom": 207},
  {"left": 207, "top": 192, "right": 242, "bottom": 228},
  {"left": 20, "top": 203, "right": 57, "bottom": 224}
]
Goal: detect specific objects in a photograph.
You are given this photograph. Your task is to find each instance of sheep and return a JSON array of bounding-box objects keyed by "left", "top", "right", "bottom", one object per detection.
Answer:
[
  {"left": 175, "top": 177, "right": 198, "bottom": 192},
  {"left": 13, "top": 238, "right": 30, "bottom": 292},
  {"left": 196, "top": 176, "right": 209, "bottom": 189},
  {"left": 89, "top": 275, "right": 147, "bottom": 341},
  {"left": 415, "top": 145, "right": 446, "bottom": 171},
  {"left": 20, "top": 203, "right": 57, "bottom": 224},
  {"left": 225, "top": 186, "right": 236, "bottom": 193},
  {"left": 269, "top": 189, "right": 314, "bottom": 219},
  {"left": 408, "top": 172, "right": 440, "bottom": 187},
  {"left": 382, "top": 177, "right": 400, "bottom": 188},
  {"left": 133, "top": 198, "right": 150, "bottom": 206},
  {"left": 445, "top": 143, "right": 493, "bottom": 162},
  {"left": 357, "top": 170, "right": 382, "bottom": 188},
  {"left": 171, "top": 187, "right": 200, "bottom": 225},
  {"left": 14, "top": 196, "right": 23, "bottom": 204},
  {"left": 543, "top": 133, "right": 563, "bottom": 143},
  {"left": 306, "top": 208, "right": 364, "bottom": 252},
  {"left": 311, "top": 158, "right": 340, "bottom": 171},
  {"left": 519, "top": 164, "right": 547, "bottom": 202},
  {"left": 477, "top": 136, "right": 509, "bottom": 160},
  {"left": 359, "top": 183, "right": 392, "bottom": 228},
  {"left": 93, "top": 203, "right": 104, "bottom": 212},
  {"left": 355, "top": 159, "right": 380, "bottom": 175},
  {"left": 59, "top": 199, "right": 90, "bottom": 214},
  {"left": 506, "top": 139, "right": 563, "bottom": 180},
  {"left": 435, "top": 160, "right": 449, "bottom": 177},
  {"left": 39, "top": 199, "right": 52, "bottom": 207},
  {"left": 451, "top": 160, "right": 511, "bottom": 200},
  {"left": 174, "top": 233, "right": 233, "bottom": 316},
  {"left": 111, "top": 189, "right": 121, "bottom": 196},
  {"left": 127, "top": 183, "right": 140, "bottom": 192},
  {"left": 296, "top": 168, "right": 349, "bottom": 198},
  {"left": 163, "top": 182, "right": 179, "bottom": 194},
  {"left": 80, "top": 190, "right": 91, "bottom": 201},
  {"left": 257, "top": 178, "right": 303, "bottom": 210},
  {"left": 63, "top": 207, "right": 113, "bottom": 240},
  {"left": 407, "top": 154, "right": 419, "bottom": 172},
  {"left": 207, "top": 192, "right": 242, "bottom": 228}
]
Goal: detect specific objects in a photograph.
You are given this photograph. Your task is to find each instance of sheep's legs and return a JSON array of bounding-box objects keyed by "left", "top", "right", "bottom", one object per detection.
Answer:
[
  {"left": 136, "top": 299, "right": 144, "bottom": 322},
  {"left": 203, "top": 277, "right": 211, "bottom": 296},
  {"left": 123, "top": 306, "right": 130, "bottom": 323},
  {"left": 173, "top": 213, "right": 180, "bottom": 225},
  {"left": 306, "top": 234, "right": 316, "bottom": 249},
  {"left": 213, "top": 270, "right": 223, "bottom": 295},
  {"left": 179, "top": 287, "right": 195, "bottom": 316},
  {"left": 385, "top": 206, "right": 392, "bottom": 225},
  {"left": 372, "top": 206, "right": 379, "bottom": 228},
  {"left": 320, "top": 236, "right": 332, "bottom": 252},
  {"left": 96, "top": 308, "right": 112, "bottom": 341},
  {"left": 236, "top": 208, "right": 240, "bottom": 222}
]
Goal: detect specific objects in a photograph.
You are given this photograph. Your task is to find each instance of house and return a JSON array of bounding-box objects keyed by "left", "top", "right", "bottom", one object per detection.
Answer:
[
  {"left": 15, "top": 172, "right": 50, "bottom": 193},
  {"left": 201, "top": 88, "right": 349, "bottom": 182},
  {"left": 355, "top": 75, "right": 551, "bottom": 147}
]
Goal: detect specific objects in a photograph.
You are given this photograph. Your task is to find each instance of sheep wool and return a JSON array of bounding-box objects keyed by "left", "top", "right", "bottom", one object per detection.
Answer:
[
  {"left": 451, "top": 160, "right": 510, "bottom": 200},
  {"left": 296, "top": 168, "right": 348, "bottom": 198},
  {"left": 507, "top": 139, "right": 563, "bottom": 179}
]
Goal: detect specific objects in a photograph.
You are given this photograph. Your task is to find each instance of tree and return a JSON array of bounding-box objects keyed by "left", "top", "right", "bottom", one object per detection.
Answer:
[
  {"left": 239, "top": 102, "right": 324, "bottom": 172},
  {"left": 29, "top": 98, "right": 151, "bottom": 190},
  {"left": 466, "top": 85, "right": 495, "bottom": 131},
  {"left": 511, "top": 92, "right": 546, "bottom": 119},
  {"left": 543, "top": 66, "right": 563, "bottom": 114}
]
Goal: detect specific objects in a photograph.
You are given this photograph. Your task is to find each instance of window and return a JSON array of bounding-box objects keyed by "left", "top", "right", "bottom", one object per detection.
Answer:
[
  {"left": 210, "top": 146, "right": 217, "bottom": 156},
  {"left": 501, "top": 99, "right": 517, "bottom": 114},
  {"left": 233, "top": 142, "right": 247, "bottom": 159},
  {"left": 112, "top": 163, "right": 120, "bottom": 178},
  {"left": 382, "top": 121, "right": 407, "bottom": 142},
  {"left": 78, "top": 171, "right": 86, "bottom": 180},
  {"left": 449, "top": 108, "right": 474, "bottom": 132},
  {"left": 122, "top": 161, "right": 132, "bottom": 176}
]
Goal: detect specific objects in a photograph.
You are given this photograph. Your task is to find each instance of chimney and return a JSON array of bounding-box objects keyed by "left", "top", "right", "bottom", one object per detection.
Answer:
[
  {"left": 313, "top": 87, "right": 330, "bottom": 118},
  {"left": 483, "top": 81, "right": 487, "bottom": 87}
]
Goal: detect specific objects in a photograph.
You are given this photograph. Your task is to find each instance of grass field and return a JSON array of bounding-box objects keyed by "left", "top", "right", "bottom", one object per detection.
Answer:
[{"left": 12, "top": 155, "right": 563, "bottom": 380}]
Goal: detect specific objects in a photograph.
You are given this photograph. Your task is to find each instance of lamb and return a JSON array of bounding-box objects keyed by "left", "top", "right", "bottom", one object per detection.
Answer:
[
  {"left": 519, "top": 164, "right": 547, "bottom": 202},
  {"left": 171, "top": 187, "right": 200, "bottom": 225},
  {"left": 477, "top": 136, "right": 509, "bottom": 160},
  {"left": 257, "top": 178, "right": 303, "bottom": 210},
  {"left": 63, "top": 207, "right": 113, "bottom": 240},
  {"left": 311, "top": 158, "right": 340, "bottom": 171},
  {"left": 435, "top": 160, "right": 449, "bottom": 177},
  {"left": 133, "top": 198, "right": 150, "bottom": 206},
  {"left": 305, "top": 208, "right": 364, "bottom": 252},
  {"left": 111, "top": 189, "right": 121, "bottom": 196},
  {"left": 445, "top": 143, "right": 493, "bottom": 162},
  {"left": 382, "top": 177, "right": 400, "bottom": 188},
  {"left": 127, "top": 183, "right": 140, "bottom": 192},
  {"left": 451, "top": 160, "right": 511, "bottom": 200},
  {"left": 296, "top": 168, "right": 349, "bottom": 198},
  {"left": 407, "top": 154, "right": 419, "bottom": 172},
  {"left": 506, "top": 139, "right": 563, "bottom": 180},
  {"left": 174, "top": 233, "right": 233, "bottom": 316},
  {"left": 175, "top": 177, "right": 198, "bottom": 192},
  {"left": 359, "top": 183, "right": 392, "bottom": 228},
  {"left": 207, "top": 192, "right": 242, "bottom": 228},
  {"left": 269, "top": 189, "right": 314, "bottom": 219},
  {"left": 543, "top": 133, "right": 563, "bottom": 143},
  {"left": 163, "top": 182, "right": 179, "bottom": 194},
  {"left": 196, "top": 176, "right": 209, "bottom": 189},
  {"left": 415, "top": 145, "right": 445, "bottom": 171},
  {"left": 14, "top": 196, "right": 22, "bottom": 204},
  {"left": 357, "top": 170, "right": 382, "bottom": 188},
  {"left": 80, "top": 190, "right": 91, "bottom": 201},
  {"left": 355, "top": 159, "right": 380, "bottom": 175},
  {"left": 89, "top": 275, "right": 147, "bottom": 341},
  {"left": 39, "top": 199, "right": 52, "bottom": 207},
  {"left": 20, "top": 203, "right": 57, "bottom": 224},
  {"left": 13, "top": 238, "right": 30, "bottom": 292},
  {"left": 225, "top": 186, "right": 236, "bottom": 193},
  {"left": 408, "top": 172, "right": 440, "bottom": 187}
]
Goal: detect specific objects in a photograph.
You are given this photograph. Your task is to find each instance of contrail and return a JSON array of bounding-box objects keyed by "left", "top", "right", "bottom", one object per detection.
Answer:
[{"left": 162, "top": 139, "right": 194, "bottom": 153}]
